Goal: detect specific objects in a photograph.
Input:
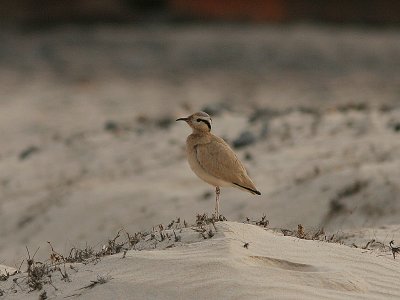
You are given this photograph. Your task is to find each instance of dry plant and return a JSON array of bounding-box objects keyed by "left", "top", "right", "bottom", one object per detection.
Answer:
[
  {"left": 279, "top": 223, "right": 395, "bottom": 260},
  {"left": 39, "top": 290, "right": 47, "bottom": 300},
  {"left": 78, "top": 274, "right": 112, "bottom": 290},
  {"left": 389, "top": 241, "right": 400, "bottom": 259},
  {"left": 281, "top": 224, "right": 330, "bottom": 242},
  {"left": 100, "top": 229, "right": 125, "bottom": 256},
  {"left": 296, "top": 224, "right": 306, "bottom": 239},
  {"left": 191, "top": 213, "right": 220, "bottom": 240},
  {"left": 0, "top": 267, "right": 18, "bottom": 282},
  {"left": 65, "top": 275, "right": 112, "bottom": 298},
  {"left": 2, "top": 214, "right": 219, "bottom": 297},
  {"left": 18, "top": 246, "right": 58, "bottom": 292},
  {"left": 66, "top": 246, "right": 99, "bottom": 264},
  {"left": 196, "top": 213, "right": 226, "bottom": 227},
  {"left": 246, "top": 214, "right": 269, "bottom": 228},
  {"left": 351, "top": 239, "right": 387, "bottom": 251},
  {"left": 195, "top": 213, "right": 215, "bottom": 227}
]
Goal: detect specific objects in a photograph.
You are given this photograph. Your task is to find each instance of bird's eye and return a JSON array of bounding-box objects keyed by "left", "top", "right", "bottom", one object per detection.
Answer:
[{"left": 196, "top": 118, "right": 201, "bottom": 122}]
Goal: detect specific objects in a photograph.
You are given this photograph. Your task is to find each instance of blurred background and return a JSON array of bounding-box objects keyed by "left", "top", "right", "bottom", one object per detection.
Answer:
[
  {"left": 1, "top": 0, "right": 400, "bottom": 24},
  {"left": 1, "top": 1, "right": 400, "bottom": 265}
]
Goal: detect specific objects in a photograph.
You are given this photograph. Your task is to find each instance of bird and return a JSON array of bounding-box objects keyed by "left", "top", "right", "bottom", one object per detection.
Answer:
[{"left": 176, "top": 111, "right": 261, "bottom": 218}]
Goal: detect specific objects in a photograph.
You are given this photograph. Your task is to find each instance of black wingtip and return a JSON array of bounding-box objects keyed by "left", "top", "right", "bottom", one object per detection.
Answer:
[{"left": 233, "top": 183, "right": 261, "bottom": 195}]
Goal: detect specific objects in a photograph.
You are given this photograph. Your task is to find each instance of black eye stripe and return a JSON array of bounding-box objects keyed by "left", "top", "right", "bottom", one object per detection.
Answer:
[{"left": 198, "top": 119, "right": 211, "bottom": 130}]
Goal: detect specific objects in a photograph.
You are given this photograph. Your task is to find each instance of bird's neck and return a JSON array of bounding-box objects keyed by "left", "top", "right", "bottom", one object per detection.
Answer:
[
  {"left": 192, "top": 128, "right": 211, "bottom": 135},
  {"left": 189, "top": 130, "right": 212, "bottom": 144}
]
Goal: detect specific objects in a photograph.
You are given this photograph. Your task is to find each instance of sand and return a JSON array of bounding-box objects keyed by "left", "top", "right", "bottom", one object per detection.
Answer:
[
  {"left": 1, "top": 221, "right": 400, "bottom": 299},
  {"left": 1, "top": 24, "right": 400, "bottom": 298},
  {"left": 1, "top": 105, "right": 400, "bottom": 267}
]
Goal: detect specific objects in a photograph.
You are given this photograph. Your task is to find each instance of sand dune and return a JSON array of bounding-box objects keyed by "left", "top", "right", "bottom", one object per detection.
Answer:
[
  {"left": 1, "top": 105, "right": 400, "bottom": 266},
  {"left": 1, "top": 25, "right": 400, "bottom": 299},
  {"left": 1, "top": 221, "right": 400, "bottom": 299}
]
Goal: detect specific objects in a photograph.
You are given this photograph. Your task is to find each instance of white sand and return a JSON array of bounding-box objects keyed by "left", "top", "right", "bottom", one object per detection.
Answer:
[
  {"left": 2, "top": 222, "right": 400, "bottom": 299},
  {"left": 1, "top": 24, "right": 400, "bottom": 298},
  {"left": 0, "top": 265, "right": 17, "bottom": 277},
  {"left": 1, "top": 106, "right": 400, "bottom": 266}
]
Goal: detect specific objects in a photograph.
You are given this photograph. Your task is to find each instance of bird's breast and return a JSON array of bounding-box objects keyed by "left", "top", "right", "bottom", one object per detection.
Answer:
[{"left": 186, "top": 144, "right": 231, "bottom": 187}]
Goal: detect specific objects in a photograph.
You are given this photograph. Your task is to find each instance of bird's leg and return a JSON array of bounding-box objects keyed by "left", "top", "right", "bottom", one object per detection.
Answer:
[{"left": 215, "top": 186, "right": 220, "bottom": 219}]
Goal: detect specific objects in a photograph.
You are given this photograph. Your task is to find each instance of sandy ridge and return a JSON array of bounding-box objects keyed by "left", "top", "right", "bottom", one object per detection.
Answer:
[{"left": 1, "top": 221, "right": 400, "bottom": 299}]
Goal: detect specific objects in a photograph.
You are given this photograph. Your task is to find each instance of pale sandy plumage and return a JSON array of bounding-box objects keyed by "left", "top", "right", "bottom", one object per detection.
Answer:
[{"left": 176, "top": 111, "right": 261, "bottom": 217}]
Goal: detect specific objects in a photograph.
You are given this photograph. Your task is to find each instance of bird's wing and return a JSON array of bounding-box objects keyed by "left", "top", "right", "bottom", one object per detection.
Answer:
[{"left": 195, "top": 136, "right": 258, "bottom": 192}]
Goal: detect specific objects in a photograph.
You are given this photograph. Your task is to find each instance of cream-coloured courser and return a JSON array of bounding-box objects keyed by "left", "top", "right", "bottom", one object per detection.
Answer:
[{"left": 176, "top": 111, "right": 261, "bottom": 217}]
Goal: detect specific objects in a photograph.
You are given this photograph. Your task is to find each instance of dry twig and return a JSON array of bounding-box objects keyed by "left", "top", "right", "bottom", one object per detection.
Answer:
[{"left": 389, "top": 240, "right": 400, "bottom": 259}]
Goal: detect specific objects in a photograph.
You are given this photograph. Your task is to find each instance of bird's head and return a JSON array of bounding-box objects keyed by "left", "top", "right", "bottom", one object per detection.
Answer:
[{"left": 176, "top": 111, "right": 212, "bottom": 132}]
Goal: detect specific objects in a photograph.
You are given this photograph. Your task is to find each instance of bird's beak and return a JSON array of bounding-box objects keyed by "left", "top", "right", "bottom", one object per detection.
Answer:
[{"left": 176, "top": 117, "right": 188, "bottom": 122}]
